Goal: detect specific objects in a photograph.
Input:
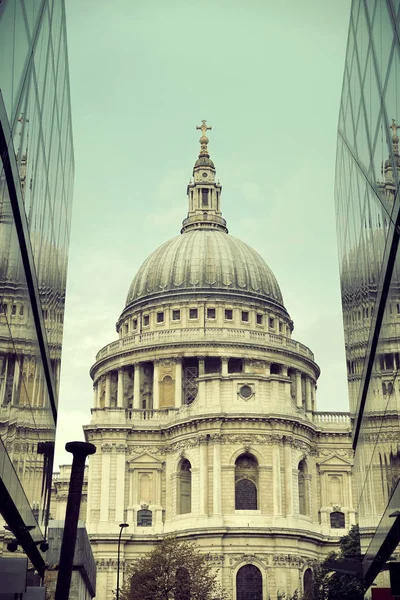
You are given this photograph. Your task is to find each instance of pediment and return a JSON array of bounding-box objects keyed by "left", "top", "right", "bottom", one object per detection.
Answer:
[
  {"left": 318, "top": 454, "right": 352, "bottom": 468},
  {"left": 128, "top": 452, "right": 163, "bottom": 465}
]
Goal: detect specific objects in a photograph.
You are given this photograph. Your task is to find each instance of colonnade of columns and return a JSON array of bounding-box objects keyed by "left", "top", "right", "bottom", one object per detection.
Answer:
[
  {"left": 93, "top": 357, "right": 316, "bottom": 413},
  {"left": 94, "top": 359, "right": 184, "bottom": 410}
]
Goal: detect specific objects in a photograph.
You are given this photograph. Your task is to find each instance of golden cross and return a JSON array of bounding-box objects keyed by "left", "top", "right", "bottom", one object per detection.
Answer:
[
  {"left": 196, "top": 120, "right": 212, "bottom": 137},
  {"left": 390, "top": 119, "right": 398, "bottom": 137}
]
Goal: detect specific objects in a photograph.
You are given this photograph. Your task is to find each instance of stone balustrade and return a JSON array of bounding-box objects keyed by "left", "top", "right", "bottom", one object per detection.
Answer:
[
  {"left": 313, "top": 412, "right": 351, "bottom": 427},
  {"left": 95, "top": 328, "right": 314, "bottom": 362}
]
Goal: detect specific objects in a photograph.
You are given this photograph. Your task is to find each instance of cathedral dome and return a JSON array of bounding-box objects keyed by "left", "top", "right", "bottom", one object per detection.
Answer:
[{"left": 125, "top": 229, "right": 284, "bottom": 308}]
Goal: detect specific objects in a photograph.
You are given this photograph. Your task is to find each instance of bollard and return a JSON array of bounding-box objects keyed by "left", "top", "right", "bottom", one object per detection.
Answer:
[{"left": 54, "top": 441, "right": 96, "bottom": 600}]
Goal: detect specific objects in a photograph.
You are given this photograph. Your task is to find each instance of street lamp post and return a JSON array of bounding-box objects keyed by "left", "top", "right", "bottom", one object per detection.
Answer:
[{"left": 116, "top": 522, "right": 129, "bottom": 600}]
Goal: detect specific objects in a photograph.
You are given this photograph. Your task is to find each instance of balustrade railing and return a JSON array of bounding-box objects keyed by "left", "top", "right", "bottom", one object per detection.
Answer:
[
  {"left": 96, "top": 328, "right": 314, "bottom": 361},
  {"left": 313, "top": 412, "right": 351, "bottom": 425}
]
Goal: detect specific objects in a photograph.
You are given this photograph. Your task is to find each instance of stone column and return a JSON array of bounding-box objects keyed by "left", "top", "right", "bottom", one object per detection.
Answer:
[
  {"left": 199, "top": 438, "right": 208, "bottom": 515},
  {"left": 305, "top": 377, "right": 312, "bottom": 413},
  {"left": 272, "top": 444, "right": 282, "bottom": 515},
  {"left": 296, "top": 371, "right": 302, "bottom": 408},
  {"left": 213, "top": 438, "right": 222, "bottom": 515},
  {"left": 105, "top": 373, "right": 111, "bottom": 408},
  {"left": 153, "top": 361, "right": 160, "bottom": 409},
  {"left": 175, "top": 358, "right": 182, "bottom": 406},
  {"left": 133, "top": 363, "right": 141, "bottom": 409},
  {"left": 100, "top": 445, "right": 111, "bottom": 521},
  {"left": 221, "top": 357, "right": 229, "bottom": 376},
  {"left": 115, "top": 445, "right": 126, "bottom": 522},
  {"left": 284, "top": 442, "right": 293, "bottom": 516},
  {"left": 93, "top": 384, "right": 98, "bottom": 409},
  {"left": 265, "top": 361, "right": 271, "bottom": 376},
  {"left": 117, "top": 368, "right": 124, "bottom": 408},
  {"left": 198, "top": 357, "right": 205, "bottom": 376}
]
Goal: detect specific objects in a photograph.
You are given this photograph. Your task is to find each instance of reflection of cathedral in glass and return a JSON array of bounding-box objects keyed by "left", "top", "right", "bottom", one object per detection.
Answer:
[
  {"left": 82, "top": 124, "right": 355, "bottom": 600},
  {"left": 335, "top": 0, "right": 400, "bottom": 586},
  {"left": 0, "top": 0, "right": 74, "bottom": 578}
]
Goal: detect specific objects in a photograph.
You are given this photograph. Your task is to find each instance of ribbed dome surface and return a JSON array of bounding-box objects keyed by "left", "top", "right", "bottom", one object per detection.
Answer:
[{"left": 126, "top": 230, "right": 284, "bottom": 306}]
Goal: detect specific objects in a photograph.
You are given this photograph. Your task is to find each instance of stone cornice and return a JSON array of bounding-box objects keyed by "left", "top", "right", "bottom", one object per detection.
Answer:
[{"left": 91, "top": 340, "right": 319, "bottom": 380}]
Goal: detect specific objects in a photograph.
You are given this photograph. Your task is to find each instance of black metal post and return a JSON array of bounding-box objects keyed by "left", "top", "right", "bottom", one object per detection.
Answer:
[
  {"left": 54, "top": 441, "right": 96, "bottom": 600},
  {"left": 116, "top": 522, "right": 129, "bottom": 600}
]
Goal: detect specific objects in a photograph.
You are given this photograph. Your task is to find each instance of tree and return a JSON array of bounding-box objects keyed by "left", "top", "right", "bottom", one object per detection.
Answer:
[
  {"left": 119, "top": 536, "right": 229, "bottom": 600},
  {"left": 302, "top": 525, "right": 367, "bottom": 600}
]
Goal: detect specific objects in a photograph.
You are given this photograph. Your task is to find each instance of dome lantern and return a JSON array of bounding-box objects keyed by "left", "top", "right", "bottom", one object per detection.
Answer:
[{"left": 181, "top": 120, "right": 228, "bottom": 234}]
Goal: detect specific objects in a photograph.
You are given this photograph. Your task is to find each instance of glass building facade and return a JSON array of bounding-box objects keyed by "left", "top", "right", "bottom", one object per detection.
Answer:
[
  {"left": 0, "top": 0, "right": 73, "bottom": 576},
  {"left": 335, "top": 0, "right": 400, "bottom": 587}
]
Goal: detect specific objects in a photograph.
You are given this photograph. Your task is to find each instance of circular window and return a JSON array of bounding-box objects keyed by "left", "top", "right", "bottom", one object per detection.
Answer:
[{"left": 239, "top": 384, "right": 253, "bottom": 399}]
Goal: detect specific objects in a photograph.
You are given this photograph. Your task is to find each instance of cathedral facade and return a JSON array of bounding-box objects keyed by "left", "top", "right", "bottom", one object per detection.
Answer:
[{"left": 83, "top": 124, "right": 354, "bottom": 600}]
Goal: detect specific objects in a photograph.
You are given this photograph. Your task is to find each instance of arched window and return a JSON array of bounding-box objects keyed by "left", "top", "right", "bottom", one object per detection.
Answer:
[
  {"left": 175, "top": 567, "right": 190, "bottom": 600},
  {"left": 298, "top": 460, "right": 309, "bottom": 515},
  {"left": 236, "top": 564, "right": 262, "bottom": 600},
  {"left": 330, "top": 511, "right": 345, "bottom": 529},
  {"left": 178, "top": 459, "right": 191, "bottom": 514},
  {"left": 235, "top": 454, "right": 258, "bottom": 510},
  {"left": 303, "top": 568, "right": 313, "bottom": 597},
  {"left": 389, "top": 451, "right": 400, "bottom": 495}
]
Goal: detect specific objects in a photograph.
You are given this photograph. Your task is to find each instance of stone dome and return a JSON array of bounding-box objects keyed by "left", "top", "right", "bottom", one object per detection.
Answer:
[{"left": 125, "top": 229, "right": 284, "bottom": 308}]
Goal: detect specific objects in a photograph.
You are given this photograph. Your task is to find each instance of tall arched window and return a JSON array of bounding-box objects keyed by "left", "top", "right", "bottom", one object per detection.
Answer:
[
  {"left": 178, "top": 459, "right": 191, "bottom": 514},
  {"left": 235, "top": 453, "right": 258, "bottom": 510},
  {"left": 389, "top": 451, "right": 400, "bottom": 495},
  {"left": 298, "top": 460, "right": 309, "bottom": 515},
  {"left": 236, "top": 564, "right": 262, "bottom": 600},
  {"left": 303, "top": 568, "right": 313, "bottom": 597}
]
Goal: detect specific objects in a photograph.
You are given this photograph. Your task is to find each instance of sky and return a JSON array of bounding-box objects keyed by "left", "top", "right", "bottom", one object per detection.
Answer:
[{"left": 56, "top": 0, "right": 352, "bottom": 468}]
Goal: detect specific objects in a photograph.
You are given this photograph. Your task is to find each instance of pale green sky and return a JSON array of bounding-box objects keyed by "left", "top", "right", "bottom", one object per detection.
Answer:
[{"left": 56, "top": 0, "right": 352, "bottom": 466}]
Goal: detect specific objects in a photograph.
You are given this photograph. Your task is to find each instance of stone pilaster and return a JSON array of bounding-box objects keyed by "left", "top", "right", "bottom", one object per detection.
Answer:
[
  {"left": 115, "top": 444, "right": 126, "bottom": 522},
  {"left": 273, "top": 444, "right": 282, "bottom": 515},
  {"left": 213, "top": 438, "right": 222, "bottom": 515},
  {"left": 100, "top": 444, "right": 112, "bottom": 522},
  {"left": 199, "top": 437, "right": 208, "bottom": 515},
  {"left": 153, "top": 361, "right": 160, "bottom": 409},
  {"left": 284, "top": 442, "right": 293, "bottom": 516}
]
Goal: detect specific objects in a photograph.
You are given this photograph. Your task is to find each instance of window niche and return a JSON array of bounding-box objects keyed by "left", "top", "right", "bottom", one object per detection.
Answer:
[
  {"left": 235, "top": 453, "right": 258, "bottom": 510},
  {"left": 228, "top": 358, "right": 243, "bottom": 373},
  {"left": 298, "top": 459, "right": 310, "bottom": 515},
  {"left": 189, "top": 308, "right": 198, "bottom": 320},
  {"left": 204, "top": 357, "right": 221, "bottom": 374},
  {"left": 137, "top": 509, "right": 152, "bottom": 527},
  {"left": 236, "top": 564, "right": 262, "bottom": 600},
  {"left": 330, "top": 511, "right": 345, "bottom": 529},
  {"left": 177, "top": 459, "right": 192, "bottom": 514}
]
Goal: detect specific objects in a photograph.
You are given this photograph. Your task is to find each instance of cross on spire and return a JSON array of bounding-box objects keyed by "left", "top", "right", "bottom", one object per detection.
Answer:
[
  {"left": 196, "top": 120, "right": 212, "bottom": 157},
  {"left": 196, "top": 120, "right": 212, "bottom": 137}
]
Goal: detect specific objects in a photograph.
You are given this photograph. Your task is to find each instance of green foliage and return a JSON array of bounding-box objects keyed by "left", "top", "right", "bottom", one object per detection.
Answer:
[
  {"left": 119, "top": 535, "right": 229, "bottom": 600},
  {"left": 276, "top": 591, "right": 299, "bottom": 600},
  {"left": 302, "top": 525, "right": 367, "bottom": 600}
]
